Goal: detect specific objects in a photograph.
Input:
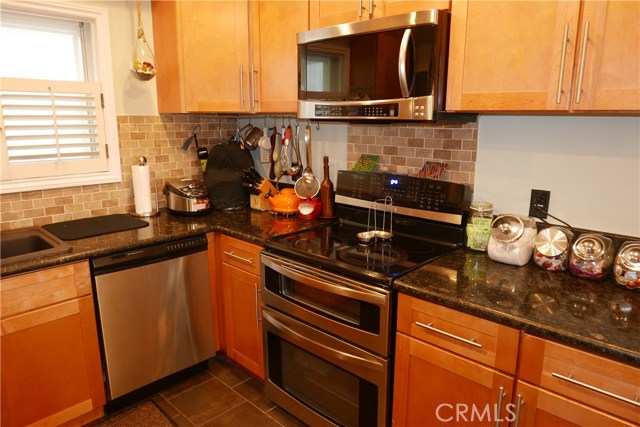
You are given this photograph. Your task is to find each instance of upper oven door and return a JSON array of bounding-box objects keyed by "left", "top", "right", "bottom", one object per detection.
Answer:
[
  {"left": 260, "top": 252, "right": 393, "bottom": 357},
  {"left": 297, "top": 10, "right": 446, "bottom": 102}
]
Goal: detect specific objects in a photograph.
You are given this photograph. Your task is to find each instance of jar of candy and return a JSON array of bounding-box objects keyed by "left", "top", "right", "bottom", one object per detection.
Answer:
[
  {"left": 613, "top": 241, "right": 640, "bottom": 290},
  {"left": 533, "top": 226, "right": 574, "bottom": 271},
  {"left": 466, "top": 202, "right": 493, "bottom": 251},
  {"left": 487, "top": 214, "right": 537, "bottom": 266},
  {"left": 569, "top": 234, "right": 614, "bottom": 280}
]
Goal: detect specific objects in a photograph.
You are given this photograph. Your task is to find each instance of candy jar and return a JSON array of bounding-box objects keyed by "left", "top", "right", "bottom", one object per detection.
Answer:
[
  {"left": 569, "top": 234, "right": 614, "bottom": 280},
  {"left": 466, "top": 202, "right": 493, "bottom": 251},
  {"left": 487, "top": 214, "right": 537, "bottom": 266},
  {"left": 613, "top": 240, "right": 640, "bottom": 290},
  {"left": 533, "top": 226, "right": 574, "bottom": 271}
]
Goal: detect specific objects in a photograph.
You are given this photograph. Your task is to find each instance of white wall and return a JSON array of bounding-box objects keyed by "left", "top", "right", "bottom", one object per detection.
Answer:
[
  {"left": 75, "top": 0, "right": 158, "bottom": 115},
  {"left": 474, "top": 115, "right": 640, "bottom": 237}
]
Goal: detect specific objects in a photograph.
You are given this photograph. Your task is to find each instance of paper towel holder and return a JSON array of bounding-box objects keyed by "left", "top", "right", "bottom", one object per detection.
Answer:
[{"left": 131, "top": 156, "right": 160, "bottom": 218}]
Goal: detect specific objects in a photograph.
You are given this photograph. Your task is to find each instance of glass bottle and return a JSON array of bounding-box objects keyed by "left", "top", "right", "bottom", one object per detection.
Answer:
[
  {"left": 466, "top": 202, "right": 493, "bottom": 251},
  {"left": 320, "top": 156, "right": 335, "bottom": 218}
]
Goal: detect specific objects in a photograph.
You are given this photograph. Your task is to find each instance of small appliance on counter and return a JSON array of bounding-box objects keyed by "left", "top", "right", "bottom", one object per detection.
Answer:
[{"left": 164, "top": 179, "right": 211, "bottom": 216}]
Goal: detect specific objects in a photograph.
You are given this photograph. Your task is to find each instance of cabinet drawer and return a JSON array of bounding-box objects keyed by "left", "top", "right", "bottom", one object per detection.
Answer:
[
  {"left": 397, "top": 293, "right": 519, "bottom": 374},
  {"left": 1, "top": 261, "right": 91, "bottom": 319},
  {"left": 519, "top": 334, "right": 640, "bottom": 424},
  {"left": 219, "top": 235, "right": 261, "bottom": 275}
]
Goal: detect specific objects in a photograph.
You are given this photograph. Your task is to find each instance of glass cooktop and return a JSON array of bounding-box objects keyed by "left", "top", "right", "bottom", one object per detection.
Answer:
[{"left": 264, "top": 220, "right": 461, "bottom": 287}]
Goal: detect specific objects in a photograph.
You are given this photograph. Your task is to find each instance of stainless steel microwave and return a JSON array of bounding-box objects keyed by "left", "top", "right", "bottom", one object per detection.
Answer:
[{"left": 297, "top": 10, "right": 455, "bottom": 122}]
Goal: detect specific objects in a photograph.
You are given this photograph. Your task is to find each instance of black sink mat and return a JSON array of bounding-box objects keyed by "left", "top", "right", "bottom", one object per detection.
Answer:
[{"left": 42, "top": 214, "right": 149, "bottom": 240}]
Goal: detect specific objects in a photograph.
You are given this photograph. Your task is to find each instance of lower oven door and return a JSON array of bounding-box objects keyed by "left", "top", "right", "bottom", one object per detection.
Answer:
[
  {"left": 263, "top": 306, "right": 390, "bottom": 427},
  {"left": 261, "top": 252, "right": 392, "bottom": 356}
]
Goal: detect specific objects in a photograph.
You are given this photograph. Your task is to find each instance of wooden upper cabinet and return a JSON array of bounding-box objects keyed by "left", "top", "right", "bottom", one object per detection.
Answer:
[
  {"left": 447, "top": 0, "right": 581, "bottom": 112},
  {"left": 447, "top": 0, "right": 640, "bottom": 112},
  {"left": 571, "top": 1, "right": 640, "bottom": 111},
  {"left": 152, "top": 0, "right": 250, "bottom": 113},
  {"left": 252, "top": 0, "right": 309, "bottom": 113},
  {"left": 309, "top": 0, "right": 450, "bottom": 29}
]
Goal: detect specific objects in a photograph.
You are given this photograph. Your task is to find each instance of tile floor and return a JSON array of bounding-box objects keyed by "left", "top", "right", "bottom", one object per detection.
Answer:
[{"left": 149, "top": 354, "right": 307, "bottom": 427}]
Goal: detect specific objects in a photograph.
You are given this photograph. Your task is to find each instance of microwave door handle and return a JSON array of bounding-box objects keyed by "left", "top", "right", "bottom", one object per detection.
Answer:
[{"left": 398, "top": 28, "right": 412, "bottom": 98}]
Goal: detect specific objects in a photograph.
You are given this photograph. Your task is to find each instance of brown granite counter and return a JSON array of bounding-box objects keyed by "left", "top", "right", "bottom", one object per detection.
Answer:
[
  {"left": 0, "top": 208, "right": 321, "bottom": 277},
  {"left": 394, "top": 248, "right": 640, "bottom": 366}
]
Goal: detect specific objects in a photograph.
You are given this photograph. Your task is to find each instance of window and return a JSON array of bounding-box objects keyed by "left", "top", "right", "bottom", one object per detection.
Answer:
[{"left": 0, "top": 0, "right": 120, "bottom": 194}]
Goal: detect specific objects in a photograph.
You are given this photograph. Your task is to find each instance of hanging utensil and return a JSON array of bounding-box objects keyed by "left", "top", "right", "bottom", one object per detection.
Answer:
[
  {"left": 302, "top": 125, "right": 314, "bottom": 182},
  {"left": 273, "top": 132, "right": 283, "bottom": 179},
  {"left": 280, "top": 126, "right": 290, "bottom": 174},
  {"left": 268, "top": 131, "right": 276, "bottom": 180}
]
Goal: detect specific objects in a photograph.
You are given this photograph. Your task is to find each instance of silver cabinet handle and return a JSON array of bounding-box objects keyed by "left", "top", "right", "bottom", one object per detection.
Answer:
[
  {"left": 239, "top": 64, "right": 245, "bottom": 109},
  {"left": 369, "top": 0, "right": 373, "bottom": 15},
  {"left": 255, "top": 287, "right": 260, "bottom": 329},
  {"left": 250, "top": 62, "right": 256, "bottom": 110},
  {"left": 555, "top": 24, "right": 570, "bottom": 104},
  {"left": 551, "top": 372, "right": 640, "bottom": 407},
  {"left": 495, "top": 386, "right": 505, "bottom": 427},
  {"left": 575, "top": 21, "right": 590, "bottom": 104},
  {"left": 223, "top": 250, "right": 253, "bottom": 265},
  {"left": 358, "top": 0, "right": 363, "bottom": 17},
  {"left": 415, "top": 321, "right": 483, "bottom": 348},
  {"left": 398, "top": 29, "right": 412, "bottom": 98},
  {"left": 514, "top": 394, "right": 524, "bottom": 427}
]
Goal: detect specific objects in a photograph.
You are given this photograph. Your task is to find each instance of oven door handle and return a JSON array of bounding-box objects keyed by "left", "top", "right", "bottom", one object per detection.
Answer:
[
  {"left": 264, "top": 256, "right": 386, "bottom": 306},
  {"left": 263, "top": 309, "right": 385, "bottom": 375}
]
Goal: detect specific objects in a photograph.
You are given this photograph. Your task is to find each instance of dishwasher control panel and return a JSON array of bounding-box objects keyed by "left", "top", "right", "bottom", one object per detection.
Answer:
[{"left": 166, "top": 234, "right": 208, "bottom": 253}]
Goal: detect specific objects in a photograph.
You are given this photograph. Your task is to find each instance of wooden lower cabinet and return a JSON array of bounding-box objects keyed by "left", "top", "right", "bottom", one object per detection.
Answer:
[
  {"left": 514, "top": 381, "right": 636, "bottom": 427},
  {"left": 1, "top": 262, "right": 105, "bottom": 427},
  {"left": 392, "top": 332, "right": 514, "bottom": 427}
]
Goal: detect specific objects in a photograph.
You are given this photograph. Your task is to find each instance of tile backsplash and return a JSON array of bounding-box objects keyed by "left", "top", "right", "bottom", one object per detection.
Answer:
[
  {"left": 346, "top": 121, "right": 478, "bottom": 185},
  {"left": 1, "top": 115, "right": 236, "bottom": 230},
  {"left": 1, "top": 116, "right": 478, "bottom": 230}
]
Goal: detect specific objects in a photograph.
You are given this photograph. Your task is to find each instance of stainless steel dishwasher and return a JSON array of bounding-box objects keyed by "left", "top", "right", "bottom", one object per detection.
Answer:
[{"left": 92, "top": 234, "right": 215, "bottom": 400}]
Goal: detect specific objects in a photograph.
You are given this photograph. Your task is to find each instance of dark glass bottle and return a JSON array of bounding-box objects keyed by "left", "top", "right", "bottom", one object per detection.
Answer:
[{"left": 320, "top": 156, "right": 335, "bottom": 218}]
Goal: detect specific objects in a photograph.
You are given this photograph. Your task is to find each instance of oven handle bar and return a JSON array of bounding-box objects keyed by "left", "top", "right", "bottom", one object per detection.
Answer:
[
  {"left": 263, "top": 254, "right": 387, "bottom": 306},
  {"left": 263, "top": 309, "right": 385, "bottom": 374}
]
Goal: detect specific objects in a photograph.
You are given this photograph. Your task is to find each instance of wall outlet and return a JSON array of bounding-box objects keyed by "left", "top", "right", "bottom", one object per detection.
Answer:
[
  {"left": 260, "top": 146, "right": 271, "bottom": 163},
  {"left": 529, "top": 189, "right": 551, "bottom": 219}
]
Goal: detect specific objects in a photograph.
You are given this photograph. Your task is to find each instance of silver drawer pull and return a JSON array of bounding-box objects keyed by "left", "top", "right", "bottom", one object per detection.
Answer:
[
  {"left": 415, "top": 321, "right": 483, "bottom": 348},
  {"left": 223, "top": 251, "right": 253, "bottom": 265},
  {"left": 551, "top": 372, "right": 640, "bottom": 407}
]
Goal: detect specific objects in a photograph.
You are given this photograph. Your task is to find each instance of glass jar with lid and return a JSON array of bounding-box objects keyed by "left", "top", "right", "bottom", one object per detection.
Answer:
[
  {"left": 466, "top": 202, "right": 493, "bottom": 251},
  {"left": 487, "top": 214, "right": 537, "bottom": 266},
  {"left": 569, "top": 233, "right": 614, "bottom": 280},
  {"left": 533, "top": 226, "right": 574, "bottom": 271},
  {"left": 613, "top": 240, "right": 640, "bottom": 290}
]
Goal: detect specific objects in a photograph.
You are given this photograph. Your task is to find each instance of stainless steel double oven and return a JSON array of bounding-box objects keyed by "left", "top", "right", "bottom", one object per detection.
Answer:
[
  {"left": 261, "top": 252, "right": 393, "bottom": 427},
  {"left": 260, "top": 171, "right": 468, "bottom": 427}
]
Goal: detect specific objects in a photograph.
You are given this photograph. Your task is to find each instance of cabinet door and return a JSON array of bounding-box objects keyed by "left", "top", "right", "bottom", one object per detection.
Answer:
[
  {"left": 514, "top": 381, "right": 636, "bottom": 427},
  {"left": 221, "top": 263, "right": 263, "bottom": 379},
  {"left": 181, "top": 1, "right": 251, "bottom": 112},
  {"left": 447, "top": 0, "right": 581, "bottom": 111},
  {"left": 392, "top": 332, "right": 514, "bottom": 427},
  {"left": 382, "top": 0, "right": 451, "bottom": 16},
  {"left": 253, "top": 0, "right": 309, "bottom": 113},
  {"left": 309, "top": 0, "right": 371, "bottom": 29},
  {"left": 571, "top": 1, "right": 640, "bottom": 111},
  {"left": 1, "top": 296, "right": 105, "bottom": 427}
]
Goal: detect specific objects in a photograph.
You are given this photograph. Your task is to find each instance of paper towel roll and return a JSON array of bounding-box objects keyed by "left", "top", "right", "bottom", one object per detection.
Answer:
[{"left": 132, "top": 164, "right": 152, "bottom": 214}]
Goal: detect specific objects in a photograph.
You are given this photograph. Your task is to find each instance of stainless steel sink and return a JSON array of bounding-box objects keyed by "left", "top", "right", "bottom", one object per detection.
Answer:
[{"left": 1, "top": 227, "right": 71, "bottom": 264}]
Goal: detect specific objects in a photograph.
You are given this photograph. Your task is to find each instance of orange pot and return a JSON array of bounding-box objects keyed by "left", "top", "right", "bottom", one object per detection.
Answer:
[{"left": 265, "top": 188, "right": 300, "bottom": 214}]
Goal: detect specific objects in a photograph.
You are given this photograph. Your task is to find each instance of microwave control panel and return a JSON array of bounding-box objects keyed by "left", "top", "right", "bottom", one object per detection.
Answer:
[{"left": 314, "top": 103, "right": 399, "bottom": 117}]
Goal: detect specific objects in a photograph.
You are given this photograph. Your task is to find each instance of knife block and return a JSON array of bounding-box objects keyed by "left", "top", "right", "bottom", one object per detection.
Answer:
[{"left": 250, "top": 179, "right": 277, "bottom": 211}]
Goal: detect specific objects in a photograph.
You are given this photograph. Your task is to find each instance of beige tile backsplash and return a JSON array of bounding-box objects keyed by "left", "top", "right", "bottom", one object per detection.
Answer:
[{"left": 1, "top": 116, "right": 477, "bottom": 230}]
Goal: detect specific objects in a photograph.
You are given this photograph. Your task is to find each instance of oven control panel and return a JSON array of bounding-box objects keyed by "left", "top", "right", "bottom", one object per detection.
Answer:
[{"left": 335, "top": 171, "right": 468, "bottom": 224}]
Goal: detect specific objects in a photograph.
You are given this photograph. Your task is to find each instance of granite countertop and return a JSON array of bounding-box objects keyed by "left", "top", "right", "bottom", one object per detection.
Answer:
[
  {"left": 3, "top": 208, "right": 639, "bottom": 367},
  {"left": 0, "top": 208, "right": 319, "bottom": 277},
  {"left": 394, "top": 249, "right": 640, "bottom": 366}
]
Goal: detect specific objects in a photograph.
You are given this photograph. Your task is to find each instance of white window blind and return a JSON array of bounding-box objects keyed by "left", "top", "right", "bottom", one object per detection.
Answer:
[{"left": 1, "top": 77, "right": 108, "bottom": 181}]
